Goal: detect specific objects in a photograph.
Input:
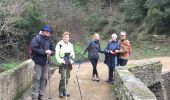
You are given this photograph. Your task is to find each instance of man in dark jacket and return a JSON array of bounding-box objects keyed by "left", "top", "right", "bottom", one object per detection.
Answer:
[
  {"left": 83, "top": 33, "right": 104, "bottom": 81},
  {"left": 31, "top": 25, "right": 55, "bottom": 100},
  {"left": 104, "top": 34, "right": 120, "bottom": 84}
]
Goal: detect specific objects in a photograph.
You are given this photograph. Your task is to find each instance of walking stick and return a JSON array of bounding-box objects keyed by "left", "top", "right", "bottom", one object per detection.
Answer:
[
  {"left": 64, "top": 64, "right": 68, "bottom": 100},
  {"left": 74, "top": 55, "right": 83, "bottom": 99},
  {"left": 46, "top": 56, "right": 52, "bottom": 100}
]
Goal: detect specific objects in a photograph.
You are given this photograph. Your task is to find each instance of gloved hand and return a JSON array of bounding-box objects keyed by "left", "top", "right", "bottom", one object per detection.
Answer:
[
  {"left": 110, "top": 50, "right": 116, "bottom": 55},
  {"left": 104, "top": 49, "right": 110, "bottom": 54}
]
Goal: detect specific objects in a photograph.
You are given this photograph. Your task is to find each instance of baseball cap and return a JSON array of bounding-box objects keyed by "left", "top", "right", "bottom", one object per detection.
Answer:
[{"left": 42, "top": 25, "right": 52, "bottom": 33}]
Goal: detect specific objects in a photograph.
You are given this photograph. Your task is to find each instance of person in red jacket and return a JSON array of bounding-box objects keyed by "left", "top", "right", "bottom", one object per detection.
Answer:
[{"left": 117, "top": 31, "right": 131, "bottom": 66}]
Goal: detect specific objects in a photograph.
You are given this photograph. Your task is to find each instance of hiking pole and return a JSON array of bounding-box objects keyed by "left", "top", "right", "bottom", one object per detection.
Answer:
[
  {"left": 64, "top": 64, "right": 68, "bottom": 100},
  {"left": 74, "top": 55, "right": 83, "bottom": 99},
  {"left": 46, "top": 55, "right": 52, "bottom": 100}
]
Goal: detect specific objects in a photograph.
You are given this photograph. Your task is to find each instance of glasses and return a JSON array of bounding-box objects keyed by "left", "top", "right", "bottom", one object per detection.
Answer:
[{"left": 121, "top": 35, "right": 125, "bottom": 36}]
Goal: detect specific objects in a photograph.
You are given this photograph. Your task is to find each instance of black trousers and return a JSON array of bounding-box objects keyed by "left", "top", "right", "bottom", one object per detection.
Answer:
[
  {"left": 109, "top": 65, "right": 113, "bottom": 81},
  {"left": 117, "top": 59, "right": 128, "bottom": 66},
  {"left": 89, "top": 58, "right": 99, "bottom": 76}
]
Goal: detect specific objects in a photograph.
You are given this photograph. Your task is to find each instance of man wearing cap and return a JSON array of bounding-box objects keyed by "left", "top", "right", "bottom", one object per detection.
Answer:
[
  {"left": 117, "top": 31, "right": 131, "bottom": 66},
  {"left": 31, "top": 25, "right": 55, "bottom": 100},
  {"left": 104, "top": 33, "right": 120, "bottom": 84}
]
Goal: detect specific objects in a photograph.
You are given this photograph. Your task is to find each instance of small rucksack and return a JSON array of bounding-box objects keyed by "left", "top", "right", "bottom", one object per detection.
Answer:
[{"left": 29, "top": 35, "right": 41, "bottom": 58}]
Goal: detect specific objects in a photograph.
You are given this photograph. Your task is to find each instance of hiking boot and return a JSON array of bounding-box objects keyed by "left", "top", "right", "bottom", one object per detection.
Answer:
[
  {"left": 105, "top": 79, "right": 110, "bottom": 83},
  {"left": 92, "top": 74, "right": 95, "bottom": 81},
  {"left": 63, "top": 91, "right": 70, "bottom": 97},
  {"left": 38, "top": 95, "right": 44, "bottom": 100},
  {"left": 96, "top": 75, "right": 100, "bottom": 82},
  {"left": 108, "top": 80, "right": 115, "bottom": 84},
  {"left": 59, "top": 91, "right": 64, "bottom": 98}
]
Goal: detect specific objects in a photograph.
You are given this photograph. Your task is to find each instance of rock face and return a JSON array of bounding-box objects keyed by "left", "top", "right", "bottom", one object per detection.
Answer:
[
  {"left": 0, "top": 59, "right": 34, "bottom": 100},
  {"left": 128, "top": 60, "right": 167, "bottom": 100},
  {"left": 128, "top": 60, "right": 162, "bottom": 87},
  {"left": 113, "top": 60, "right": 168, "bottom": 100},
  {"left": 162, "top": 71, "right": 170, "bottom": 100},
  {"left": 113, "top": 67, "right": 157, "bottom": 100}
]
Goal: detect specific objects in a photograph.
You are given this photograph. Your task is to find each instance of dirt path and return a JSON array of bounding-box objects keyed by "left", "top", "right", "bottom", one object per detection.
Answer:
[
  {"left": 25, "top": 57, "right": 170, "bottom": 100},
  {"left": 25, "top": 62, "right": 113, "bottom": 100}
]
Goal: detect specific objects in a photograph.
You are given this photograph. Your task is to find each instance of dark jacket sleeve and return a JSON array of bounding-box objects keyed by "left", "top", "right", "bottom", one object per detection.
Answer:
[
  {"left": 104, "top": 42, "right": 110, "bottom": 54},
  {"left": 31, "top": 36, "right": 46, "bottom": 55},
  {"left": 83, "top": 41, "right": 91, "bottom": 54},
  {"left": 50, "top": 41, "right": 55, "bottom": 56}
]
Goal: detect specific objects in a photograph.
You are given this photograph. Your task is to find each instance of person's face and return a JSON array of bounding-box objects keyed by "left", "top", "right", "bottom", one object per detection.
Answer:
[
  {"left": 112, "top": 37, "right": 117, "bottom": 41},
  {"left": 120, "top": 34, "right": 126, "bottom": 40},
  {"left": 63, "top": 35, "right": 70, "bottom": 43},
  {"left": 94, "top": 34, "right": 100, "bottom": 41},
  {"left": 43, "top": 31, "right": 50, "bottom": 37}
]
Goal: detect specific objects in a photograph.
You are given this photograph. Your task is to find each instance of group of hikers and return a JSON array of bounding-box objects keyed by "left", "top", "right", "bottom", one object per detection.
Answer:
[{"left": 30, "top": 25, "right": 131, "bottom": 100}]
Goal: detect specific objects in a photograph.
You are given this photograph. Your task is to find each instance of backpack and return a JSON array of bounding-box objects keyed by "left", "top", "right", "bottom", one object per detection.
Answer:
[{"left": 29, "top": 35, "right": 41, "bottom": 58}]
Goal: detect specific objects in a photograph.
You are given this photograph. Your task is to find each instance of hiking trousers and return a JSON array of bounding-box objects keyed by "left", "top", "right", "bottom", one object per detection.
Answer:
[
  {"left": 90, "top": 58, "right": 99, "bottom": 76},
  {"left": 117, "top": 58, "right": 128, "bottom": 66},
  {"left": 32, "top": 64, "right": 48, "bottom": 99},
  {"left": 58, "top": 65, "right": 71, "bottom": 92}
]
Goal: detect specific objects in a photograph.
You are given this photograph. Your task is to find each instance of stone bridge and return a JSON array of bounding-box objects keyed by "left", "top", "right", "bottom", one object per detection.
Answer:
[{"left": 0, "top": 59, "right": 170, "bottom": 100}]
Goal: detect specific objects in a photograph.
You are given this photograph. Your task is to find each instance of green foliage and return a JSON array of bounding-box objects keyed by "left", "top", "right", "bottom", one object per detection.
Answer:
[
  {"left": 74, "top": 43, "right": 88, "bottom": 61},
  {"left": 122, "top": 23, "right": 135, "bottom": 34},
  {"left": 1, "top": 60, "right": 21, "bottom": 69},
  {"left": 91, "top": 18, "right": 109, "bottom": 32},
  {"left": 14, "top": 0, "right": 46, "bottom": 38},
  {"left": 50, "top": 56, "right": 57, "bottom": 65},
  {"left": 0, "top": 0, "right": 46, "bottom": 61},
  {"left": 144, "top": 0, "right": 170, "bottom": 34},
  {"left": 73, "top": 0, "right": 88, "bottom": 6},
  {"left": 123, "top": 0, "right": 147, "bottom": 22},
  {"left": 123, "top": 0, "right": 170, "bottom": 34},
  {"left": 131, "top": 41, "right": 170, "bottom": 59},
  {"left": 86, "top": 14, "right": 98, "bottom": 32},
  {"left": 111, "top": 19, "right": 119, "bottom": 27}
]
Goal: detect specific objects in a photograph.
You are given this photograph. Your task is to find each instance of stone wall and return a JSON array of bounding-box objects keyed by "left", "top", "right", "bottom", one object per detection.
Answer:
[
  {"left": 0, "top": 59, "right": 34, "bottom": 100},
  {"left": 128, "top": 60, "right": 166, "bottom": 100},
  {"left": 128, "top": 60, "right": 162, "bottom": 87},
  {"left": 162, "top": 71, "right": 170, "bottom": 100},
  {"left": 113, "top": 67, "right": 157, "bottom": 100}
]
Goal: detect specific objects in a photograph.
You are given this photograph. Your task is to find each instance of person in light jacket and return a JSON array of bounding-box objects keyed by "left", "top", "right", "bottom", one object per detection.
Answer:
[{"left": 55, "top": 32, "right": 75, "bottom": 98}]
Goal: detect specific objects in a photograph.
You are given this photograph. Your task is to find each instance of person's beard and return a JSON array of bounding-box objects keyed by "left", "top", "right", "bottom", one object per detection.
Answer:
[{"left": 43, "top": 35, "right": 49, "bottom": 39}]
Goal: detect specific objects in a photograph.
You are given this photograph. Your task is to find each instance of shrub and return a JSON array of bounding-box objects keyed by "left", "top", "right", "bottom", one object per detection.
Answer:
[
  {"left": 92, "top": 18, "right": 109, "bottom": 32},
  {"left": 144, "top": 2, "right": 170, "bottom": 34},
  {"left": 123, "top": 0, "right": 147, "bottom": 22}
]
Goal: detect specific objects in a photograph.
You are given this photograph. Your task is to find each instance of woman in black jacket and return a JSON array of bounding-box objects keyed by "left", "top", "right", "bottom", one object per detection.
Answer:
[{"left": 83, "top": 33, "right": 104, "bottom": 81}]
